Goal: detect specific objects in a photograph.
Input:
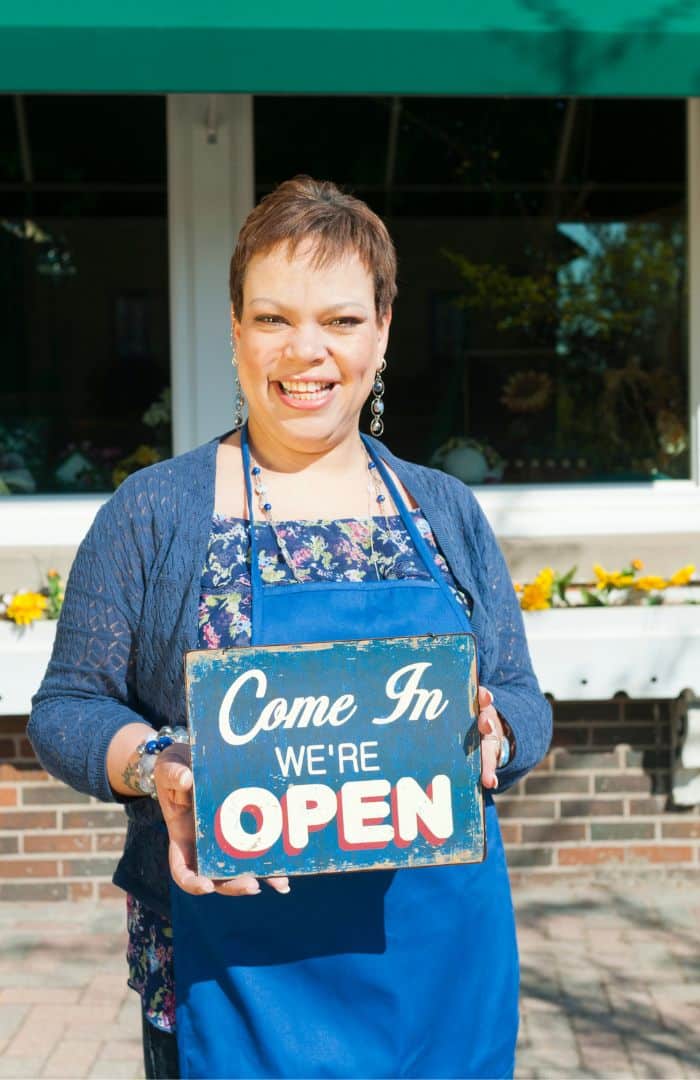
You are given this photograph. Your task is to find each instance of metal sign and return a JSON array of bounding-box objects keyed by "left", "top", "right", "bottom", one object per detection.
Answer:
[{"left": 185, "top": 633, "right": 484, "bottom": 878}]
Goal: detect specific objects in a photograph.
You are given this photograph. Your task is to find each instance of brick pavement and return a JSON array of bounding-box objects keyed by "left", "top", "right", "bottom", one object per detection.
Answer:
[{"left": 0, "top": 876, "right": 698, "bottom": 1079}]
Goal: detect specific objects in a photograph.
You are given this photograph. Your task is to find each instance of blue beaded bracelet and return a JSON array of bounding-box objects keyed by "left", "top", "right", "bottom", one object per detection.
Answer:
[{"left": 135, "top": 725, "right": 190, "bottom": 799}]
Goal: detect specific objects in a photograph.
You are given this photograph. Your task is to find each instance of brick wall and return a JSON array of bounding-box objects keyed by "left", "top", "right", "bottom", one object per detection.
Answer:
[{"left": 1, "top": 701, "right": 699, "bottom": 899}]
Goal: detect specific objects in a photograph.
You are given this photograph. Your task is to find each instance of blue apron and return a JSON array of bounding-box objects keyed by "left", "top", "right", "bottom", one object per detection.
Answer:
[{"left": 171, "top": 426, "right": 519, "bottom": 1079}]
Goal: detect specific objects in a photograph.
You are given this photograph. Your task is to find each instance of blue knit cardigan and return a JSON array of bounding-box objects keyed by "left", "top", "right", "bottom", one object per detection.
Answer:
[{"left": 28, "top": 428, "right": 552, "bottom": 916}]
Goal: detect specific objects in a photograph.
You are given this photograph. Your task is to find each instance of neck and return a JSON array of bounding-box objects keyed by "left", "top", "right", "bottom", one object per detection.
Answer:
[{"left": 245, "top": 417, "right": 367, "bottom": 477}]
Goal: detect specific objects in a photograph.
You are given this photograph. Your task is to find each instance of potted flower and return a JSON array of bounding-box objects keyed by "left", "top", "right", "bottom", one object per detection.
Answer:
[{"left": 515, "top": 560, "right": 700, "bottom": 700}]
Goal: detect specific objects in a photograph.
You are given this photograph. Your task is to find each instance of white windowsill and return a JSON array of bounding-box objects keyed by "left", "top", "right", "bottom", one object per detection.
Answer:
[
  {"left": 1, "top": 480, "right": 700, "bottom": 547},
  {"left": 3, "top": 605, "right": 699, "bottom": 715}
]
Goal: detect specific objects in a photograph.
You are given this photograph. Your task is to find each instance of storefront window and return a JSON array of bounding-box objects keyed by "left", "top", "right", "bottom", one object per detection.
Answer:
[
  {"left": 0, "top": 95, "right": 169, "bottom": 495},
  {"left": 255, "top": 96, "right": 687, "bottom": 483}
]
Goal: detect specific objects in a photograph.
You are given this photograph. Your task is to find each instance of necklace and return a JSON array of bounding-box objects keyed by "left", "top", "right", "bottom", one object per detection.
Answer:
[{"left": 249, "top": 447, "right": 393, "bottom": 584}]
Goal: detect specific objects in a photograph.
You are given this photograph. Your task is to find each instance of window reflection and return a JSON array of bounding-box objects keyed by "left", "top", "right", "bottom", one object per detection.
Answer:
[{"left": 0, "top": 95, "right": 169, "bottom": 495}]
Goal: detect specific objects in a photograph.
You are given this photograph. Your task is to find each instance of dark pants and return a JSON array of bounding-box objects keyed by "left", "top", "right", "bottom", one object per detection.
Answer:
[{"left": 141, "top": 1011, "right": 181, "bottom": 1080}]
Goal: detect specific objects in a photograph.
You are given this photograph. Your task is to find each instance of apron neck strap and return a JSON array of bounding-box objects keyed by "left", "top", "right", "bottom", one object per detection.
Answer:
[
  {"left": 240, "top": 423, "right": 262, "bottom": 579},
  {"left": 359, "top": 433, "right": 444, "bottom": 588}
]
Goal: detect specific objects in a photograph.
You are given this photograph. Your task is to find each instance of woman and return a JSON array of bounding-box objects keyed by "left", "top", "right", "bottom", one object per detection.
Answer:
[{"left": 29, "top": 176, "right": 552, "bottom": 1080}]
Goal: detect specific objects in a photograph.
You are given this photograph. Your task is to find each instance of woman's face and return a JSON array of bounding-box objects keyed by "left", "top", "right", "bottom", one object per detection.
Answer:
[{"left": 232, "top": 242, "right": 391, "bottom": 455}]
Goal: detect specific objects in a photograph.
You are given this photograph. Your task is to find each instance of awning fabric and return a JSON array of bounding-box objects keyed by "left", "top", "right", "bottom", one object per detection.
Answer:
[{"left": 1, "top": 1, "right": 700, "bottom": 96}]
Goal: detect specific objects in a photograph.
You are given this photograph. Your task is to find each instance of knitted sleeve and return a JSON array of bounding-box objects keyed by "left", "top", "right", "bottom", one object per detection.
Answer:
[
  {"left": 27, "top": 474, "right": 156, "bottom": 803},
  {"left": 465, "top": 493, "right": 552, "bottom": 791}
]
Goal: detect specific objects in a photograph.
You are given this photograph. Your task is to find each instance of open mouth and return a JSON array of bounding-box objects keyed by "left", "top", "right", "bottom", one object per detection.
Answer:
[{"left": 277, "top": 379, "right": 336, "bottom": 402}]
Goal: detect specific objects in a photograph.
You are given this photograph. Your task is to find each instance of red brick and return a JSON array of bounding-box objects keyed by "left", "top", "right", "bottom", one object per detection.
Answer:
[
  {"left": 60, "top": 857, "right": 118, "bottom": 878},
  {"left": 96, "top": 832, "right": 125, "bottom": 852},
  {"left": 0, "top": 836, "right": 18, "bottom": 853},
  {"left": 0, "top": 763, "right": 49, "bottom": 781},
  {"left": 595, "top": 773, "right": 652, "bottom": 794},
  {"left": 98, "top": 882, "right": 124, "bottom": 900},
  {"left": 550, "top": 726, "right": 590, "bottom": 748},
  {"left": 497, "top": 799, "right": 556, "bottom": 819},
  {"left": 0, "top": 716, "right": 28, "bottom": 733},
  {"left": 522, "top": 823, "right": 586, "bottom": 843},
  {"left": 592, "top": 725, "right": 656, "bottom": 746},
  {"left": 628, "top": 845, "right": 693, "bottom": 864},
  {"left": 0, "top": 788, "right": 17, "bottom": 805},
  {"left": 0, "top": 859, "right": 59, "bottom": 878},
  {"left": 24, "top": 833, "right": 92, "bottom": 853},
  {"left": 558, "top": 846, "right": 625, "bottom": 866},
  {"left": 499, "top": 823, "right": 521, "bottom": 844},
  {"left": 525, "top": 774, "right": 590, "bottom": 795},
  {"left": 506, "top": 848, "right": 553, "bottom": 868},
  {"left": 629, "top": 796, "right": 668, "bottom": 815},
  {"left": 661, "top": 821, "right": 700, "bottom": 839},
  {"left": 555, "top": 702, "right": 619, "bottom": 723},
  {"left": 553, "top": 750, "right": 619, "bottom": 770},
  {"left": 590, "top": 822, "right": 655, "bottom": 841},
  {"left": 0, "top": 880, "right": 68, "bottom": 900},
  {"left": 560, "top": 799, "right": 624, "bottom": 818},
  {"left": 69, "top": 882, "right": 95, "bottom": 900},
  {"left": 21, "top": 785, "right": 90, "bottom": 805},
  {"left": 18, "top": 738, "right": 36, "bottom": 758},
  {"left": 62, "top": 809, "right": 125, "bottom": 829},
  {"left": 0, "top": 810, "right": 56, "bottom": 829}
]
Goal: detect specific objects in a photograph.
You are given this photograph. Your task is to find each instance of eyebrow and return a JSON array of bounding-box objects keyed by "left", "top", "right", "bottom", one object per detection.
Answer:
[{"left": 249, "top": 297, "right": 369, "bottom": 313}]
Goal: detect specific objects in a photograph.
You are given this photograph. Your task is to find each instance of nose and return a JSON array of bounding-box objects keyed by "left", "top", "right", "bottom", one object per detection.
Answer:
[{"left": 285, "top": 322, "right": 328, "bottom": 364}]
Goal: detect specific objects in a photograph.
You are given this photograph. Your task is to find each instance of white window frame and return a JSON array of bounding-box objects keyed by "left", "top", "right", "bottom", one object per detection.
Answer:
[{"left": 2, "top": 95, "right": 699, "bottom": 548}]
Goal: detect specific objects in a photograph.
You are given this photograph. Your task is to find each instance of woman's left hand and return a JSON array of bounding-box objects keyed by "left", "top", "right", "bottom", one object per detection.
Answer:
[{"left": 477, "top": 685, "right": 504, "bottom": 790}]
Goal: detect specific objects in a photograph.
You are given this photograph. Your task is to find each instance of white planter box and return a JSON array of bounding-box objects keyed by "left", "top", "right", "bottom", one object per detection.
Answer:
[
  {"left": 0, "top": 620, "right": 56, "bottom": 715},
  {"left": 2, "top": 606, "right": 700, "bottom": 715},
  {"left": 525, "top": 605, "right": 700, "bottom": 700}
]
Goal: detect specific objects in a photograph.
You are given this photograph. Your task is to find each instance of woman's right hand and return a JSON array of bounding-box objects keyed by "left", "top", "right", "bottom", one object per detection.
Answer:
[{"left": 154, "top": 744, "right": 290, "bottom": 897}]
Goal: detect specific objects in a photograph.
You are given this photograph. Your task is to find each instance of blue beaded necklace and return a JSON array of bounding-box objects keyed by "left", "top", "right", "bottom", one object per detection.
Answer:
[{"left": 249, "top": 447, "right": 392, "bottom": 584}]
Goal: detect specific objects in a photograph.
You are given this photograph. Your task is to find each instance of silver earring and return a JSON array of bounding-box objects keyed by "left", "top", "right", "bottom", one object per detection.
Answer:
[
  {"left": 231, "top": 332, "right": 245, "bottom": 428},
  {"left": 370, "top": 358, "right": 386, "bottom": 437}
]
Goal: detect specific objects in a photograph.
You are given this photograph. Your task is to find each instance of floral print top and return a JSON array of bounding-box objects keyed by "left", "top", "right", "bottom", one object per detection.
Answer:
[{"left": 127, "top": 510, "right": 471, "bottom": 1033}]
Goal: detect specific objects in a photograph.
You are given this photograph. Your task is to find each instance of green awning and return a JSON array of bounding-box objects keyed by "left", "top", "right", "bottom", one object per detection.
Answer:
[{"left": 2, "top": 1, "right": 700, "bottom": 96}]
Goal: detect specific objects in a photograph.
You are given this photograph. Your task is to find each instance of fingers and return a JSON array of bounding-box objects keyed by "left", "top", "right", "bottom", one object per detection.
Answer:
[
  {"left": 168, "top": 833, "right": 215, "bottom": 895},
  {"left": 264, "top": 876, "right": 291, "bottom": 895},
  {"left": 477, "top": 685, "right": 502, "bottom": 790},
  {"left": 477, "top": 685, "right": 494, "bottom": 710}
]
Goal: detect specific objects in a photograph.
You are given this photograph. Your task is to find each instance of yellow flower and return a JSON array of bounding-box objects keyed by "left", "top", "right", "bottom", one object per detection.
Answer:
[
  {"left": 520, "top": 583, "right": 551, "bottom": 611},
  {"left": 633, "top": 575, "right": 667, "bottom": 592},
  {"left": 534, "top": 567, "right": 555, "bottom": 592},
  {"left": 631, "top": 558, "right": 644, "bottom": 571},
  {"left": 668, "top": 564, "right": 695, "bottom": 587},
  {"left": 593, "top": 564, "right": 633, "bottom": 589},
  {"left": 6, "top": 592, "right": 48, "bottom": 625},
  {"left": 513, "top": 582, "right": 523, "bottom": 594}
]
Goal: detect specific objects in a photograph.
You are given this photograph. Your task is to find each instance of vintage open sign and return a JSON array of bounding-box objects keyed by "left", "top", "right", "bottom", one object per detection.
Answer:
[{"left": 185, "top": 633, "right": 484, "bottom": 878}]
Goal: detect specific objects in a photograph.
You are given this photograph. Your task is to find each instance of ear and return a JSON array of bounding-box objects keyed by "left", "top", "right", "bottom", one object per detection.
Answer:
[
  {"left": 377, "top": 308, "right": 392, "bottom": 358},
  {"left": 231, "top": 306, "right": 241, "bottom": 347}
]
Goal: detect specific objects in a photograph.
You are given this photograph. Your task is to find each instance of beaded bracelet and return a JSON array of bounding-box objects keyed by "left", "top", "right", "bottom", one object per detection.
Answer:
[{"left": 135, "top": 725, "right": 190, "bottom": 799}]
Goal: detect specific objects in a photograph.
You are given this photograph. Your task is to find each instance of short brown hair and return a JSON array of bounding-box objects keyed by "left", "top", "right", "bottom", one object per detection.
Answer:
[{"left": 229, "top": 176, "right": 397, "bottom": 319}]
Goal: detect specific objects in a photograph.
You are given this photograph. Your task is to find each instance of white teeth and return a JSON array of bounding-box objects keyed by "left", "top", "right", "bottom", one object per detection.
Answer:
[{"left": 280, "top": 380, "right": 332, "bottom": 394}]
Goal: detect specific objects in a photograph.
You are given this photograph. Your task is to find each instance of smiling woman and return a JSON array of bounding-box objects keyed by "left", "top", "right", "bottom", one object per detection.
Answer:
[{"left": 28, "top": 175, "right": 551, "bottom": 1080}]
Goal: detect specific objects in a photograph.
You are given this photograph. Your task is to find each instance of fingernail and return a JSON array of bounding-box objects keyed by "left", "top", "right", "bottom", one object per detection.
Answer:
[
  {"left": 493, "top": 775, "right": 499, "bottom": 789},
  {"left": 202, "top": 881, "right": 215, "bottom": 893},
  {"left": 246, "top": 883, "right": 261, "bottom": 895},
  {"left": 278, "top": 885, "right": 291, "bottom": 894}
]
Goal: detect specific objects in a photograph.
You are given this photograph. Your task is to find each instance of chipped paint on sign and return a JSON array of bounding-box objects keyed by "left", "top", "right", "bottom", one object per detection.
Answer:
[{"left": 185, "top": 633, "right": 483, "bottom": 878}]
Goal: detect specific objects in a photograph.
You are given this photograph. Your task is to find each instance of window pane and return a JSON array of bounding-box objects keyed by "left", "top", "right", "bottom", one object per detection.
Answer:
[
  {"left": 255, "top": 96, "right": 687, "bottom": 483},
  {"left": 0, "top": 95, "right": 169, "bottom": 495}
]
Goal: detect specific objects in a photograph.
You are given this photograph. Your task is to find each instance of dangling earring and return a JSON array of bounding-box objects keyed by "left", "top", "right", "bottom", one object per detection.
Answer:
[
  {"left": 370, "top": 358, "right": 386, "bottom": 437},
  {"left": 231, "top": 330, "right": 245, "bottom": 428}
]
